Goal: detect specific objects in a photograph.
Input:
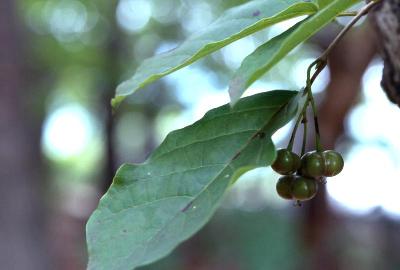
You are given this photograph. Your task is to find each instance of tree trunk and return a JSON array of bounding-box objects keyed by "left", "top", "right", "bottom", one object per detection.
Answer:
[
  {"left": 371, "top": 0, "right": 400, "bottom": 106},
  {"left": 0, "top": 0, "right": 53, "bottom": 269}
]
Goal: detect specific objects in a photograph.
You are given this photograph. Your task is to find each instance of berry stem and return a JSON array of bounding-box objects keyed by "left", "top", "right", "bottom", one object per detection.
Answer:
[
  {"left": 301, "top": 111, "right": 307, "bottom": 157},
  {"left": 301, "top": 1, "right": 381, "bottom": 152},
  {"left": 288, "top": 0, "right": 380, "bottom": 154},
  {"left": 287, "top": 92, "right": 310, "bottom": 151},
  {"left": 306, "top": 64, "right": 323, "bottom": 152}
]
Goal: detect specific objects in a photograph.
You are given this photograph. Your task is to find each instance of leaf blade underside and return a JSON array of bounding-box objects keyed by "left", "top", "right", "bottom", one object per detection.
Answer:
[{"left": 87, "top": 90, "right": 302, "bottom": 270}]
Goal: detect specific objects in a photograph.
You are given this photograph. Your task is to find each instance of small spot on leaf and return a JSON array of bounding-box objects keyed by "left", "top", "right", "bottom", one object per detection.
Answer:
[
  {"left": 181, "top": 201, "right": 194, "bottom": 212},
  {"left": 232, "top": 152, "right": 241, "bottom": 161},
  {"left": 251, "top": 131, "right": 266, "bottom": 140}
]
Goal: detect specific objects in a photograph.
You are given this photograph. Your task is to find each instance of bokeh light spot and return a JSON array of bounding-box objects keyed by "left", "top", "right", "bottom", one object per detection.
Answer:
[
  {"left": 116, "top": 0, "right": 152, "bottom": 33},
  {"left": 42, "top": 104, "right": 94, "bottom": 160}
]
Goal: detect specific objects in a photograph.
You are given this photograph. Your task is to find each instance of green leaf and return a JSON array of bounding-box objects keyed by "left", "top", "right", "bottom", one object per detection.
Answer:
[
  {"left": 317, "top": 0, "right": 331, "bottom": 8},
  {"left": 228, "top": 0, "right": 361, "bottom": 105},
  {"left": 112, "top": 0, "right": 318, "bottom": 108},
  {"left": 87, "top": 90, "right": 303, "bottom": 270}
]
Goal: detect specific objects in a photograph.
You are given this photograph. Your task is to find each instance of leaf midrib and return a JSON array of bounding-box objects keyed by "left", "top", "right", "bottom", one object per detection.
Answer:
[
  {"left": 151, "top": 105, "right": 282, "bottom": 160},
  {"left": 103, "top": 195, "right": 194, "bottom": 216}
]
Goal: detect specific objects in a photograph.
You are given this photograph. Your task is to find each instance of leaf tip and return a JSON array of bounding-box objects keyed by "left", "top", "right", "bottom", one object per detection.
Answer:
[
  {"left": 228, "top": 77, "right": 245, "bottom": 107},
  {"left": 111, "top": 96, "right": 124, "bottom": 113},
  {"left": 112, "top": 78, "right": 139, "bottom": 111}
]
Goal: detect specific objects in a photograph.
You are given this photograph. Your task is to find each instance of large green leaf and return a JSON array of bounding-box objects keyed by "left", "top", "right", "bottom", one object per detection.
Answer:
[
  {"left": 317, "top": 0, "right": 331, "bottom": 8},
  {"left": 111, "top": 0, "right": 318, "bottom": 108},
  {"left": 87, "top": 90, "right": 303, "bottom": 270},
  {"left": 228, "top": 0, "right": 361, "bottom": 105}
]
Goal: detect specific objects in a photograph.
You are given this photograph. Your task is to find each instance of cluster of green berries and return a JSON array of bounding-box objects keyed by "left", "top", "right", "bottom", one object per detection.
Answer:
[{"left": 272, "top": 148, "right": 344, "bottom": 202}]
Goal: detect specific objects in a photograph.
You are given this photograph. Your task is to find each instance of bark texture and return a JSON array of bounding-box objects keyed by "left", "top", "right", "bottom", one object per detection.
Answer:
[{"left": 371, "top": 0, "right": 400, "bottom": 106}]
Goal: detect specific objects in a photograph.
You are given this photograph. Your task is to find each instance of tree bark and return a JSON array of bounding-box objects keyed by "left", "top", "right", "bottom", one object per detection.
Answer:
[
  {"left": 371, "top": 0, "right": 400, "bottom": 106},
  {"left": 0, "top": 0, "right": 53, "bottom": 269}
]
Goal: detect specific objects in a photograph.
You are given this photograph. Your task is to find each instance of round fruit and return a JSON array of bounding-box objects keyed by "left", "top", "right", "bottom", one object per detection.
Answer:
[
  {"left": 300, "top": 151, "right": 325, "bottom": 178},
  {"left": 323, "top": 150, "right": 344, "bottom": 177},
  {"left": 291, "top": 176, "right": 318, "bottom": 201},
  {"left": 276, "top": 175, "right": 296, "bottom": 200},
  {"left": 272, "top": 149, "right": 301, "bottom": 175}
]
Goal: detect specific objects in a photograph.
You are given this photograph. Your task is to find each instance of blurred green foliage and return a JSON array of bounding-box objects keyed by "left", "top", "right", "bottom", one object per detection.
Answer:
[{"left": 139, "top": 209, "right": 304, "bottom": 270}]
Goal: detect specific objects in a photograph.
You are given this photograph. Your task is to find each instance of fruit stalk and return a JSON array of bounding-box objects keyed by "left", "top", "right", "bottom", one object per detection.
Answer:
[
  {"left": 306, "top": 63, "right": 323, "bottom": 152},
  {"left": 287, "top": 93, "right": 310, "bottom": 151},
  {"left": 301, "top": 112, "right": 307, "bottom": 156}
]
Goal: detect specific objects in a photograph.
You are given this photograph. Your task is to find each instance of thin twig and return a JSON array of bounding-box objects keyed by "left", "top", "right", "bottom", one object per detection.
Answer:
[
  {"left": 287, "top": 0, "right": 381, "bottom": 152},
  {"left": 300, "top": 0, "right": 381, "bottom": 152},
  {"left": 318, "top": 0, "right": 381, "bottom": 62}
]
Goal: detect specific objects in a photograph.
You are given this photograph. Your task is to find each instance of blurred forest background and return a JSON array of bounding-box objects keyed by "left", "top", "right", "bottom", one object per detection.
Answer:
[{"left": 2, "top": 0, "right": 400, "bottom": 269}]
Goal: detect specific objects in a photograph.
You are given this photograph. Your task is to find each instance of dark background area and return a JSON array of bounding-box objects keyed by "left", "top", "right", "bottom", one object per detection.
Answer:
[{"left": 2, "top": 0, "right": 400, "bottom": 269}]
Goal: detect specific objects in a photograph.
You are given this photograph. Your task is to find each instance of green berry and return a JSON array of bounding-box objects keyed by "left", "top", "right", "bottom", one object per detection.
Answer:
[
  {"left": 276, "top": 175, "right": 296, "bottom": 200},
  {"left": 300, "top": 151, "right": 325, "bottom": 178},
  {"left": 323, "top": 150, "right": 344, "bottom": 177},
  {"left": 291, "top": 176, "right": 318, "bottom": 201},
  {"left": 272, "top": 149, "right": 301, "bottom": 175}
]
